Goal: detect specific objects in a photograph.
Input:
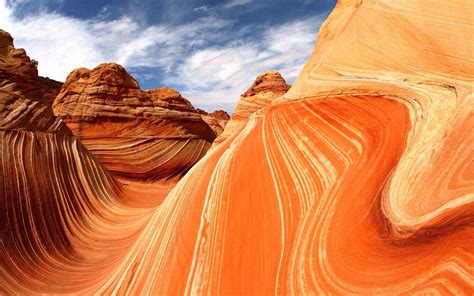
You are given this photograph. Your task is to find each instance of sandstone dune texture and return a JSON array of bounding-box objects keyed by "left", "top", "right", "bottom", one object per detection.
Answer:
[
  {"left": 53, "top": 63, "right": 222, "bottom": 181},
  {"left": 213, "top": 70, "right": 290, "bottom": 145},
  {"left": 1, "top": 0, "right": 473, "bottom": 294}
]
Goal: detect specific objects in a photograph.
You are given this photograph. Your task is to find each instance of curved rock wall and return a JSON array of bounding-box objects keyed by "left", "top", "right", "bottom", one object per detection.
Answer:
[
  {"left": 1, "top": 30, "right": 152, "bottom": 294},
  {"left": 88, "top": 1, "right": 472, "bottom": 293}
]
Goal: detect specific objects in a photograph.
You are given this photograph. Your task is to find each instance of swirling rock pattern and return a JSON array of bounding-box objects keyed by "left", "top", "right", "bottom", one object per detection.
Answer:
[
  {"left": 91, "top": 0, "right": 471, "bottom": 294},
  {"left": 0, "top": 30, "right": 148, "bottom": 294},
  {"left": 53, "top": 63, "right": 219, "bottom": 181},
  {"left": 2, "top": 0, "right": 473, "bottom": 294},
  {"left": 214, "top": 70, "right": 290, "bottom": 146}
]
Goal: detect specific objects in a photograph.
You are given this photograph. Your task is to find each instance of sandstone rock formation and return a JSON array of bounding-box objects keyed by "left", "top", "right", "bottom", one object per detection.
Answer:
[
  {"left": 0, "top": 30, "right": 144, "bottom": 294},
  {"left": 0, "top": 29, "right": 64, "bottom": 132},
  {"left": 53, "top": 63, "right": 218, "bottom": 181},
  {"left": 85, "top": 1, "right": 470, "bottom": 294},
  {"left": 213, "top": 70, "right": 290, "bottom": 145},
  {"left": 196, "top": 108, "right": 230, "bottom": 137},
  {"left": 2, "top": 0, "right": 473, "bottom": 294}
]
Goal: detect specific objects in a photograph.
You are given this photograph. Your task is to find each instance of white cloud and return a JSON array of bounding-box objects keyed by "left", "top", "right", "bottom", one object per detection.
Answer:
[
  {"left": 193, "top": 5, "right": 208, "bottom": 12},
  {"left": 174, "top": 15, "right": 324, "bottom": 112},
  {"left": 223, "top": 0, "right": 253, "bottom": 9},
  {"left": 0, "top": 0, "right": 326, "bottom": 113},
  {"left": 0, "top": 0, "right": 230, "bottom": 81}
]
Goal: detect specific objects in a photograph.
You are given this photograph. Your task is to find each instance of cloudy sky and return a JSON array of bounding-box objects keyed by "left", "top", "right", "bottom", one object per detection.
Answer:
[{"left": 1, "top": 0, "right": 335, "bottom": 112}]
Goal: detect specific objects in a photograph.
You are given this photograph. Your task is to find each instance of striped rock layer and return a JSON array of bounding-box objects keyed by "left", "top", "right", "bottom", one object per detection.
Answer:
[
  {"left": 213, "top": 70, "right": 290, "bottom": 145},
  {"left": 0, "top": 30, "right": 145, "bottom": 294},
  {"left": 2, "top": 0, "right": 474, "bottom": 294},
  {"left": 0, "top": 29, "right": 64, "bottom": 133},
  {"left": 53, "top": 63, "right": 219, "bottom": 181},
  {"left": 0, "top": 30, "right": 214, "bottom": 295}
]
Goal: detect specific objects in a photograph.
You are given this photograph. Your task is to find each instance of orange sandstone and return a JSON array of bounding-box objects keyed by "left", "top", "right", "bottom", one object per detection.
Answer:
[
  {"left": 214, "top": 70, "right": 290, "bottom": 145},
  {"left": 196, "top": 108, "right": 230, "bottom": 137},
  {"left": 53, "top": 63, "right": 218, "bottom": 181},
  {"left": 90, "top": 0, "right": 472, "bottom": 294},
  {"left": 1, "top": 0, "right": 473, "bottom": 294}
]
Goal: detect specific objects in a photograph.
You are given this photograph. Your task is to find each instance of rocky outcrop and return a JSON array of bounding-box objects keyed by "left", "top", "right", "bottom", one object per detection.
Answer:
[
  {"left": 53, "top": 63, "right": 216, "bottom": 181},
  {"left": 125, "top": 1, "right": 470, "bottom": 294},
  {"left": 0, "top": 29, "right": 64, "bottom": 132},
  {"left": 0, "top": 30, "right": 139, "bottom": 295},
  {"left": 213, "top": 70, "right": 290, "bottom": 145},
  {"left": 196, "top": 108, "right": 230, "bottom": 137}
]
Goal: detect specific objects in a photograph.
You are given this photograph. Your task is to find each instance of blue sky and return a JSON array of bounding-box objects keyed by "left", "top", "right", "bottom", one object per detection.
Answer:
[{"left": 1, "top": 0, "right": 335, "bottom": 112}]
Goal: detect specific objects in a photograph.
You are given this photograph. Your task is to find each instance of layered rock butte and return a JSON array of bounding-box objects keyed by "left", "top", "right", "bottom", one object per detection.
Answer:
[
  {"left": 196, "top": 108, "right": 230, "bottom": 139},
  {"left": 53, "top": 63, "right": 226, "bottom": 182},
  {"left": 1, "top": 0, "right": 473, "bottom": 294}
]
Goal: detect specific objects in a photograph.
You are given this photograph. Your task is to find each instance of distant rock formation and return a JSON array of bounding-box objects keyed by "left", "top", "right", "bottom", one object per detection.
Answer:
[
  {"left": 53, "top": 63, "right": 221, "bottom": 181},
  {"left": 214, "top": 70, "right": 290, "bottom": 145},
  {"left": 196, "top": 108, "right": 230, "bottom": 138}
]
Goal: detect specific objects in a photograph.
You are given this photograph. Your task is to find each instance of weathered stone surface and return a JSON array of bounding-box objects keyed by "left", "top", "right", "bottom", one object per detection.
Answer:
[
  {"left": 1, "top": 30, "right": 132, "bottom": 295},
  {"left": 0, "top": 29, "right": 64, "bottom": 132},
  {"left": 53, "top": 63, "right": 217, "bottom": 181},
  {"left": 196, "top": 108, "right": 230, "bottom": 138}
]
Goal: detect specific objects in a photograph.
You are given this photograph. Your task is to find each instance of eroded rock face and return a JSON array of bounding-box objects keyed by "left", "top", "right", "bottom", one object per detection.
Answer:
[
  {"left": 196, "top": 108, "right": 230, "bottom": 137},
  {"left": 0, "top": 29, "right": 64, "bottom": 132},
  {"left": 213, "top": 70, "right": 290, "bottom": 145},
  {"left": 53, "top": 63, "right": 216, "bottom": 181},
  {"left": 132, "top": 1, "right": 470, "bottom": 294},
  {"left": 69, "top": 1, "right": 469, "bottom": 294}
]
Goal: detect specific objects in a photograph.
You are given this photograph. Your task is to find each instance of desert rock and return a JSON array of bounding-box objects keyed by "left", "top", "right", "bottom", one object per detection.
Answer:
[
  {"left": 53, "top": 63, "right": 217, "bottom": 181},
  {"left": 2, "top": 0, "right": 473, "bottom": 294},
  {"left": 213, "top": 70, "right": 290, "bottom": 145},
  {"left": 0, "top": 29, "right": 64, "bottom": 132}
]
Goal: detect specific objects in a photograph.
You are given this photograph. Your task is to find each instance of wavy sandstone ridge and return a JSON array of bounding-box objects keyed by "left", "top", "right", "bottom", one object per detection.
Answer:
[
  {"left": 90, "top": 0, "right": 472, "bottom": 294},
  {"left": 2, "top": 0, "right": 473, "bottom": 294},
  {"left": 214, "top": 70, "right": 290, "bottom": 145},
  {"left": 53, "top": 63, "right": 218, "bottom": 181},
  {"left": 0, "top": 30, "right": 161, "bottom": 294}
]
